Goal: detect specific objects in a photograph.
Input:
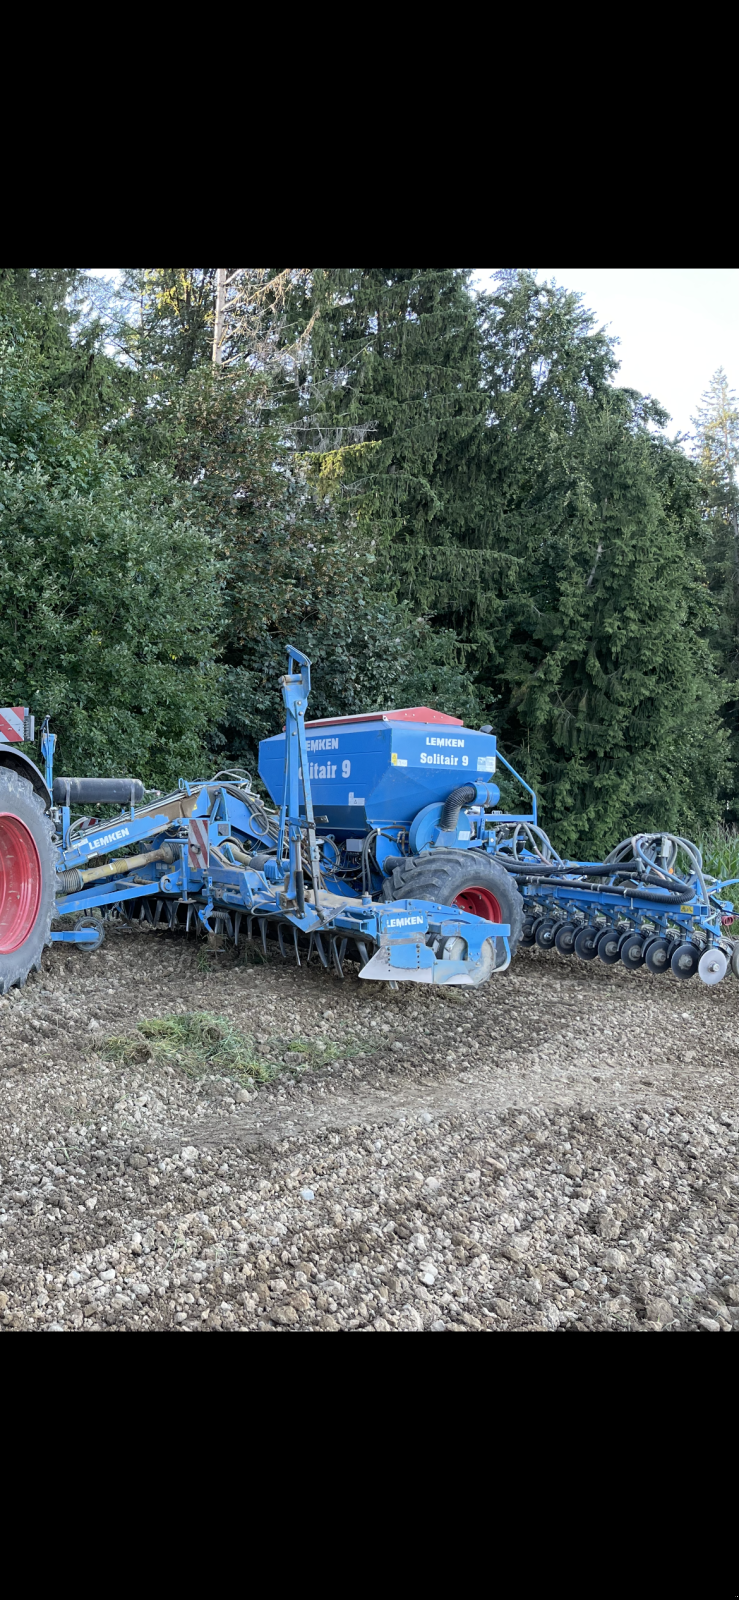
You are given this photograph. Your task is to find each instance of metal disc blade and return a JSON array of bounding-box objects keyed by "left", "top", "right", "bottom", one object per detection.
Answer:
[{"left": 698, "top": 947, "right": 728, "bottom": 986}]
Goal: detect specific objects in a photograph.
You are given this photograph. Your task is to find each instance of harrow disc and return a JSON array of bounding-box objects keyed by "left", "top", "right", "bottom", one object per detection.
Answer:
[
  {"left": 554, "top": 922, "right": 577, "bottom": 955},
  {"left": 574, "top": 925, "right": 599, "bottom": 960},
  {"left": 644, "top": 937, "right": 672, "bottom": 975},
  {"left": 698, "top": 947, "right": 728, "bottom": 986},
  {"left": 596, "top": 928, "right": 622, "bottom": 965},
  {"left": 620, "top": 933, "right": 646, "bottom": 968},
  {"left": 670, "top": 941, "right": 699, "bottom": 980},
  {"left": 534, "top": 919, "right": 556, "bottom": 950}
]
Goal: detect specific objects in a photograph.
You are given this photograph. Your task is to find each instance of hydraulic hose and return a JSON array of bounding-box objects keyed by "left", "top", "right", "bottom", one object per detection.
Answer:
[
  {"left": 439, "top": 784, "right": 477, "bottom": 832},
  {"left": 532, "top": 877, "right": 688, "bottom": 905},
  {"left": 494, "top": 857, "right": 694, "bottom": 895}
]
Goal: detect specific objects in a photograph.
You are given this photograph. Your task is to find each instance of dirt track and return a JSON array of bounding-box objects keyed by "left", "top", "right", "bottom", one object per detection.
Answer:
[{"left": 1, "top": 925, "right": 738, "bottom": 1332}]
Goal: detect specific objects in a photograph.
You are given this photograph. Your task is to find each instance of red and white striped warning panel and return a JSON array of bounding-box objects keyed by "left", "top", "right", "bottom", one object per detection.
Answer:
[
  {"left": 0, "top": 707, "right": 28, "bottom": 743},
  {"left": 188, "top": 817, "right": 210, "bottom": 873}
]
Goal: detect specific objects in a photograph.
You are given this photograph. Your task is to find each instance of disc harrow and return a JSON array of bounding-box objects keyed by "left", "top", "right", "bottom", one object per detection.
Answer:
[{"left": 500, "top": 828, "right": 739, "bottom": 987}]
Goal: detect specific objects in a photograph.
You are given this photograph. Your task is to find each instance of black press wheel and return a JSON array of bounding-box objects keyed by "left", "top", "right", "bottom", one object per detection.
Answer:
[
  {"left": 670, "top": 941, "right": 699, "bottom": 980},
  {"left": 574, "top": 925, "right": 599, "bottom": 961},
  {"left": 534, "top": 919, "right": 557, "bottom": 950}
]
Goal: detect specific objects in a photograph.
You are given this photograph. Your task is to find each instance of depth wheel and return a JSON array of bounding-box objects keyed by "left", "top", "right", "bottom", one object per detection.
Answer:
[{"left": 382, "top": 847, "right": 524, "bottom": 960}]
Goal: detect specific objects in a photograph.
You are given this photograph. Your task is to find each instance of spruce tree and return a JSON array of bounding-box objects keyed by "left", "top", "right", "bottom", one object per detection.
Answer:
[
  {"left": 692, "top": 368, "right": 739, "bottom": 811},
  {"left": 293, "top": 268, "right": 488, "bottom": 578}
]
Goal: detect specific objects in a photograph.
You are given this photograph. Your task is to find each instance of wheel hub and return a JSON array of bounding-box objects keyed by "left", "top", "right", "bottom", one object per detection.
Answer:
[
  {"left": 453, "top": 886, "right": 502, "bottom": 921},
  {"left": 0, "top": 813, "right": 42, "bottom": 954}
]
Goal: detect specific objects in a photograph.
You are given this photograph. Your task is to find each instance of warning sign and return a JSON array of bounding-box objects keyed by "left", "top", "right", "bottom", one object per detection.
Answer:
[{"left": 188, "top": 818, "right": 210, "bottom": 873}]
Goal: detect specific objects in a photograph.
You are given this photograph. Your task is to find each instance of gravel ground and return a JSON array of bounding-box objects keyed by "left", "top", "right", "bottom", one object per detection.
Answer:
[{"left": 2, "top": 924, "right": 739, "bottom": 1333}]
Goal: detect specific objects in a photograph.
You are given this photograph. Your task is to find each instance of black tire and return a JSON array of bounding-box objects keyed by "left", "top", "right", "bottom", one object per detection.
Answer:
[
  {"left": 382, "top": 848, "right": 524, "bottom": 957},
  {"left": 0, "top": 766, "right": 56, "bottom": 994}
]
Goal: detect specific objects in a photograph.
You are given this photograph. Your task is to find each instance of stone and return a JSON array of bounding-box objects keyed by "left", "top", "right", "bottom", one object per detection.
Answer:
[
  {"left": 418, "top": 1268, "right": 437, "bottom": 1287},
  {"left": 67, "top": 1270, "right": 81, "bottom": 1286},
  {"left": 603, "top": 1248, "right": 627, "bottom": 1270},
  {"left": 271, "top": 1305, "right": 298, "bottom": 1326},
  {"left": 181, "top": 1146, "right": 199, "bottom": 1164},
  {"left": 645, "top": 1297, "right": 674, "bottom": 1326},
  {"left": 596, "top": 1208, "right": 622, "bottom": 1240},
  {"left": 429, "top": 1320, "right": 446, "bottom": 1331},
  {"left": 322, "top": 1314, "right": 341, "bottom": 1331},
  {"left": 291, "top": 1291, "right": 311, "bottom": 1312},
  {"left": 424, "top": 1177, "right": 441, "bottom": 1194},
  {"left": 300, "top": 1187, "right": 315, "bottom": 1202},
  {"left": 726, "top": 1283, "right": 739, "bottom": 1305},
  {"left": 698, "top": 1316, "right": 721, "bottom": 1332}
]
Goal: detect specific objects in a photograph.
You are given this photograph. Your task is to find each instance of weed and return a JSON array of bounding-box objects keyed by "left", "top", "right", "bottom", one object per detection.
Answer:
[{"left": 103, "top": 1011, "right": 274, "bottom": 1085}]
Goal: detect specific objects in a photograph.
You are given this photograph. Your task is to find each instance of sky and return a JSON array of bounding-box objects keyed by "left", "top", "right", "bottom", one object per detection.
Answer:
[{"left": 473, "top": 269, "right": 739, "bottom": 442}]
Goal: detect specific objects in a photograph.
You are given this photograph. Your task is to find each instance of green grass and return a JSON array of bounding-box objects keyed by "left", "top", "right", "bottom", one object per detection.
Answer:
[
  {"left": 696, "top": 825, "right": 739, "bottom": 930},
  {"left": 698, "top": 825, "right": 739, "bottom": 893},
  {"left": 103, "top": 1011, "right": 275, "bottom": 1085}
]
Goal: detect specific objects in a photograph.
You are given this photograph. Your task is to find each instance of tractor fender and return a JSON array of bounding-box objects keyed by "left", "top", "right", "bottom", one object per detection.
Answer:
[{"left": 0, "top": 748, "right": 52, "bottom": 811}]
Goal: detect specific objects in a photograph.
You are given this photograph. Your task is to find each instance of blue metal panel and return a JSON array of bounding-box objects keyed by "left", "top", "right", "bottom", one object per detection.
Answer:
[{"left": 258, "top": 718, "right": 498, "bottom": 834}]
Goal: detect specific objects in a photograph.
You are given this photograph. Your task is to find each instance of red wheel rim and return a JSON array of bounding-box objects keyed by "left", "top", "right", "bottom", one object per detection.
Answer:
[
  {"left": 453, "top": 885, "right": 502, "bottom": 921},
  {"left": 0, "top": 813, "right": 42, "bottom": 954}
]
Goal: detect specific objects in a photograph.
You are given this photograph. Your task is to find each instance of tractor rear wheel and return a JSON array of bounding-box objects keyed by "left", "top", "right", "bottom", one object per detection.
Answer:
[
  {"left": 0, "top": 767, "right": 56, "bottom": 993},
  {"left": 382, "top": 848, "right": 524, "bottom": 958}
]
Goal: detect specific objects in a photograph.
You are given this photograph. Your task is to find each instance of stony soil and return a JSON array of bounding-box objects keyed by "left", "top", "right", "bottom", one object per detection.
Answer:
[{"left": 2, "top": 924, "right": 739, "bottom": 1333}]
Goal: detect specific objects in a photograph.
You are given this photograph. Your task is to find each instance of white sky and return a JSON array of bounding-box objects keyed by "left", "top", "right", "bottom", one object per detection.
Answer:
[{"left": 474, "top": 268, "right": 739, "bottom": 442}]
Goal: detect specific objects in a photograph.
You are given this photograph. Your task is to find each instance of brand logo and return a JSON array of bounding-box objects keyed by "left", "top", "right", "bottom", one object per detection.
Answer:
[
  {"left": 386, "top": 915, "right": 424, "bottom": 928},
  {"left": 86, "top": 827, "right": 129, "bottom": 851},
  {"left": 307, "top": 737, "right": 339, "bottom": 751},
  {"left": 426, "top": 736, "right": 464, "bottom": 748}
]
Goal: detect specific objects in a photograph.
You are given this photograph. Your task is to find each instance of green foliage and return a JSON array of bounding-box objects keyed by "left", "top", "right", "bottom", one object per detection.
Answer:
[
  {"left": 299, "top": 269, "right": 728, "bottom": 852},
  {"left": 692, "top": 368, "right": 739, "bottom": 812},
  {"left": 292, "top": 268, "right": 488, "bottom": 556},
  {"left": 104, "top": 1011, "right": 274, "bottom": 1083},
  {"left": 153, "top": 364, "right": 479, "bottom": 770},
  {"left": 0, "top": 309, "right": 222, "bottom": 788}
]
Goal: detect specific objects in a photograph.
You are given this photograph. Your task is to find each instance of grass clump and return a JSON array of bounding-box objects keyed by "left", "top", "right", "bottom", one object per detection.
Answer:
[{"left": 104, "top": 1011, "right": 274, "bottom": 1084}]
